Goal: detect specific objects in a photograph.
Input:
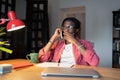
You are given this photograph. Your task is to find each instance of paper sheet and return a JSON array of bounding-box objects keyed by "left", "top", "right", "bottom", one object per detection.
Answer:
[{"left": 35, "top": 62, "right": 73, "bottom": 68}]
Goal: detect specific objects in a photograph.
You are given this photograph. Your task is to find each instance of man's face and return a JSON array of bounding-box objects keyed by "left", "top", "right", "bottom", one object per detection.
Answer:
[{"left": 62, "top": 21, "right": 75, "bottom": 34}]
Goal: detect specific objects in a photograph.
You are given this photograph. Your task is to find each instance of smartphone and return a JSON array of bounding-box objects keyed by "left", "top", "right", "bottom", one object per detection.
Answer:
[{"left": 60, "top": 31, "right": 64, "bottom": 39}]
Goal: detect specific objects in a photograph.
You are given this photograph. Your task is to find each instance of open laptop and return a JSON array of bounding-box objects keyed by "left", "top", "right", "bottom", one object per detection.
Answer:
[{"left": 41, "top": 67, "right": 100, "bottom": 78}]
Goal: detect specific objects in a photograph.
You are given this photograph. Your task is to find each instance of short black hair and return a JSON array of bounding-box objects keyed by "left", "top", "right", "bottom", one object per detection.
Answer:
[{"left": 61, "top": 17, "right": 81, "bottom": 29}]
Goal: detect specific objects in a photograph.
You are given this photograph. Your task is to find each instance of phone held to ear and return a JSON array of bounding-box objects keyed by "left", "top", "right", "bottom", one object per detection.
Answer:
[{"left": 60, "top": 31, "right": 64, "bottom": 39}]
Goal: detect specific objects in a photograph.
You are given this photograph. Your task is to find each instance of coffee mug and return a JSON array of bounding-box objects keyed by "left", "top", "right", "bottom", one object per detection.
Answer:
[{"left": 26, "top": 53, "right": 38, "bottom": 63}]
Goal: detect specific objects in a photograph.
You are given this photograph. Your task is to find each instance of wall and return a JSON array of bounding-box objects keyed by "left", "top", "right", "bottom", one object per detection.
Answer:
[
  {"left": 48, "top": 0, "right": 120, "bottom": 67},
  {"left": 16, "top": 0, "right": 26, "bottom": 19},
  {"left": 48, "top": 0, "right": 60, "bottom": 35}
]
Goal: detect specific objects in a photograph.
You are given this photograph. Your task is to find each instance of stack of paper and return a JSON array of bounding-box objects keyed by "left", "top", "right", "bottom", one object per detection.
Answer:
[{"left": 35, "top": 62, "right": 73, "bottom": 68}]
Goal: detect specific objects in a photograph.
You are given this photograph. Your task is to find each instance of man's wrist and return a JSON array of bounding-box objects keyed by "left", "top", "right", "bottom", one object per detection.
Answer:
[
  {"left": 49, "top": 41, "right": 54, "bottom": 44},
  {"left": 78, "top": 45, "right": 84, "bottom": 49}
]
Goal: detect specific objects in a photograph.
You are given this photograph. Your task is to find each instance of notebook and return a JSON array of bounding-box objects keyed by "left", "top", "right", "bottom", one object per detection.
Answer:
[
  {"left": 41, "top": 67, "right": 100, "bottom": 78},
  {"left": 12, "top": 62, "right": 33, "bottom": 69}
]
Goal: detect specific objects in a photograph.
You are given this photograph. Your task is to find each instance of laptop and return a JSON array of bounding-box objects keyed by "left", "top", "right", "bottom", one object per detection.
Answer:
[{"left": 41, "top": 67, "right": 100, "bottom": 78}]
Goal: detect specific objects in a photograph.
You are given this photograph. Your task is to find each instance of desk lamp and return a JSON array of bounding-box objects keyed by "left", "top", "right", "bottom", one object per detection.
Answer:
[
  {"left": 0, "top": 10, "right": 25, "bottom": 31},
  {"left": 0, "top": 10, "right": 25, "bottom": 54}
]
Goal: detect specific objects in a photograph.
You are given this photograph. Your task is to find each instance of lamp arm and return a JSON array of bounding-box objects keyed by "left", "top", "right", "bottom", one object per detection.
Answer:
[{"left": 0, "top": 18, "right": 9, "bottom": 25}]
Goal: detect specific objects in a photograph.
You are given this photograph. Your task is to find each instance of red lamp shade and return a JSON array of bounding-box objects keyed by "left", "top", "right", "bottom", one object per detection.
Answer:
[{"left": 7, "top": 11, "right": 25, "bottom": 32}]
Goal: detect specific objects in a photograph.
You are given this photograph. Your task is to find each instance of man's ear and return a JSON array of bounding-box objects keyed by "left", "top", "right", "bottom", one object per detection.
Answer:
[
  {"left": 75, "top": 28, "right": 81, "bottom": 38},
  {"left": 75, "top": 28, "right": 80, "bottom": 33}
]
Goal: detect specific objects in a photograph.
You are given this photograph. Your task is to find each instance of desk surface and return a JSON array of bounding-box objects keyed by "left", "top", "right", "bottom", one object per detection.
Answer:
[{"left": 0, "top": 59, "right": 120, "bottom": 80}]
